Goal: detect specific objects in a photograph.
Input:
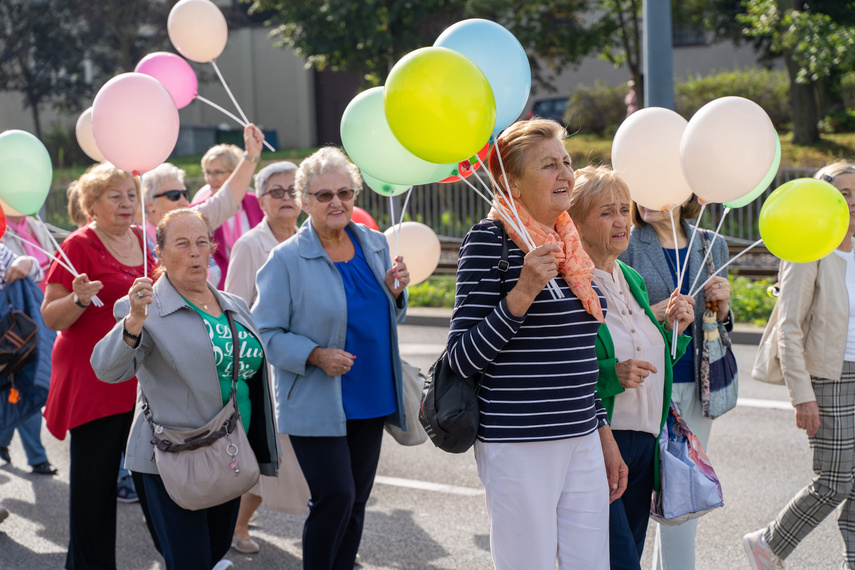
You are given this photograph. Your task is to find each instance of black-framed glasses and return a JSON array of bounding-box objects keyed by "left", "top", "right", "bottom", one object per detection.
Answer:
[
  {"left": 308, "top": 188, "right": 355, "bottom": 203},
  {"left": 153, "top": 189, "right": 189, "bottom": 202},
  {"left": 263, "top": 186, "right": 297, "bottom": 200}
]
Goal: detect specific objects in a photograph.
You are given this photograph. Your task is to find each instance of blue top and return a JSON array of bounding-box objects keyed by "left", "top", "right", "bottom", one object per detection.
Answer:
[
  {"left": 334, "top": 228, "right": 397, "bottom": 419},
  {"left": 663, "top": 246, "right": 694, "bottom": 383},
  {"left": 448, "top": 220, "right": 608, "bottom": 443}
]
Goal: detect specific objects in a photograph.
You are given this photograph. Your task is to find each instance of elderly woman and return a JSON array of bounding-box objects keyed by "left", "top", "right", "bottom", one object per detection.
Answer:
[
  {"left": 618, "top": 193, "right": 731, "bottom": 569},
  {"left": 744, "top": 162, "right": 855, "bottom": 569},
  {"left": 569, "top": 165, "right": 694, "bottom": 570},
  {"left": 191, "top": 143, "right": 265, "bottom": 288},
  {"left": 91, "top": 209, "right": 279, "bottom": 570},
  {"left": 41, "top": 162, "right": 158, "bottom": 569},
  {"left": 252, "top": 147, "right": 409, "bottom": 569},
  {"left": 447, "top": 119, "right": 626, "bottom": 569},
  {"left": 223, "top": 160, "right": 300, "bottom": 554}
]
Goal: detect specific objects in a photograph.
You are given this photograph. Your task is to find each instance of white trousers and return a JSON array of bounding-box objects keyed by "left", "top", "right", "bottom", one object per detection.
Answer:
[
  {"left": 653, "top": 381, "right": 714, "bottom": 570},
  {"left": 474, "top": 432, "right": 609, "bottom": 570}
]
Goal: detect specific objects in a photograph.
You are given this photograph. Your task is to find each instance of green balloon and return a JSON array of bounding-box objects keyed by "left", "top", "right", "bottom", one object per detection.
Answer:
[
  {"left": 0, "top": 130, "right": 52, "bottom": 215},
  {"left": 723, "top": 133, "right": 781, "bottom": 209},
  {"left": 360, "top": 170, "right": 410, "bottom": 197}
]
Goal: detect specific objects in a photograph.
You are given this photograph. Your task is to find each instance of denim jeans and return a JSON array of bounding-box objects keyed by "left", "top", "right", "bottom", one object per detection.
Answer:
[{"left": 0, "top": 411, "right": 47, "bottom": 466}]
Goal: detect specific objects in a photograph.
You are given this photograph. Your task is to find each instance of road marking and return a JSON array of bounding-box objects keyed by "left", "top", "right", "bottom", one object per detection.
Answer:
[
  {"left": 374, "top": 475, "right": 485, "bottom": 496},
  {"left": 737, "top": 397, "right": 792, "bottom": 411},
  {"left": 399, "top": 343, "right": 446, "bottom": 355}
]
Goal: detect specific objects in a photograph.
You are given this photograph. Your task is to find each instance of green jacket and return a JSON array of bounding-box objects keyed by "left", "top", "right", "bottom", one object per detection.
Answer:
[{"left": 595, "top": 260, "right": 690, "bottom": 491}]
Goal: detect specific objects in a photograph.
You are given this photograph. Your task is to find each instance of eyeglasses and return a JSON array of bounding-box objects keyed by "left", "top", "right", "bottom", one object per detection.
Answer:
[
  {"left": 262, "top": 186, "right": 297, "bottom": 200},
  {"left": 308, "top": 188, "right": 355, "bottom": 203},
  {"left": 204, "top": 169, "right": 230, "bottom": 178},
  {"left": 153, "top": 189, "right": 189, "bottom": 202}
]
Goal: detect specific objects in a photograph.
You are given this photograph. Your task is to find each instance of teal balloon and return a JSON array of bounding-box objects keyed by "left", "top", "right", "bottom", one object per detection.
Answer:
[
  {"left": 341, "top": 87, "right": 455, "bottom": 186},
  {"left": 723, "top": 133, "right": 781, "bottom": 209},
  {"left": 361, "top": 171, "right": 410, "bottom": 197},
  {"left": 0, "top": 130, "right": 52, "bottom": 215}
]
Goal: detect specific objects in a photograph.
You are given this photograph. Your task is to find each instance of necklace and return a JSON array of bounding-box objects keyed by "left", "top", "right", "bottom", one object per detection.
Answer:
[
  {"left": 182, "top": 289, "right": 214, "bottom": 311},
  {"left": 95, "top": 226, "right": 135, "bottom": 258}
]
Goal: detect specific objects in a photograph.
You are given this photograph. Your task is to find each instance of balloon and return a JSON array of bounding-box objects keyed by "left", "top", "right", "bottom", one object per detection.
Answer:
[
  {"left": 0, "top": 207, "right": 7, "bottom": 240},
  {"left": 434, "top": 19, "right": 530, "bottom": 136},
  {"left": 0, "top": 130, "right": 52, "bottom": 215},
  {"left": 135, "top": 52, "right": 198, "bottom": 109},
  {"left": 384, "top": 222, "right": 441, "bottom": 286},
  {"left": 384, "top": 47, "right": 496, "bottom": 164},
  {"left": 341, "top": 87, "right": 454, "bottom": 185},
  {"left": 723, "top": 133, "right": 782, "bottom": 209},
  {"left": 0, "top": 199, "right": 24, "bottom": 218},
  {"left": 438, "top": 143, "right": 490, "bottom": 184},
  {"left": 361, "top": 171, "right": 410, "bottom": 197},
  {"left": 75, "top": 108, "right": 106, "bottom": 163},
  {"left": 611, "top": 107, "right": 693, "bottom": 210},
  {"left": 351, "top": 206, "right": 379, "bottom": 231},
  {"left": 92, "top": 73, "right": 180, "bottom": 175},
  {"left": 759, "top": 178, "right": 849, "bottom": 263},
  {"left": 167, "top": 0, "right": 228, "bottom": 63},
  {"left": 680, "top": 96, "right": 777, "bottom": 204}
]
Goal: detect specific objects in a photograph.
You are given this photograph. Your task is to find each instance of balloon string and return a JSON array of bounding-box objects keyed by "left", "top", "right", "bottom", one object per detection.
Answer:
[
  {"left": 34, "top": 215, "right": 104, "bottom": 307},
  {"left": 668, "top": 207, "right": 681, "bottom": 359},
  {"left": 195, "top": 95, "right": 276, "bottom": 153},
  {"left": 689, "top": 239, "right": 764, "bottom": 298},
  {"left": 689, "top": 207, "right": 730, "bottom": 296},
  {"left": 3, "top": 232, "right": 75, "bottom": 280},
  {"left": 677, "top": 202, "right": 705, "bottom": 289},
  {"left": 137, "top": 173, "right": 149, "bottom": 316},
  {"left": 210, "top": 60, "right": 250, "bottom": 125},
  {"left": 388, "top": 194, "right": 399, "bottom": 290}
]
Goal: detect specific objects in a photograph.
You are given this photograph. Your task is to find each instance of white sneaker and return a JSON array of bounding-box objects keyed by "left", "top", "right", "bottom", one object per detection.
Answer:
[
  {"left": 743, "top": 529, "right": 785, "bottom": 569},
  {"left": 212, "top": 559, "right": 235, "bottom": 570}
]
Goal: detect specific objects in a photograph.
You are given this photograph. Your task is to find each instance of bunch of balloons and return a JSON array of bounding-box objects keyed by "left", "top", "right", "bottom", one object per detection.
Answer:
[{"left": 341, "top": 18, "right": 531, "bottom": 195}]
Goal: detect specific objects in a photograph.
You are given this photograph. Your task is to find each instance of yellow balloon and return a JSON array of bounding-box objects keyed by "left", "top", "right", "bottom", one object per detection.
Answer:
[
  {"left": 384, "top": 47, "right": 496, "bottom": 164},
  {"left": 759, "top": 178, "right": 849, "bottom": 263}
]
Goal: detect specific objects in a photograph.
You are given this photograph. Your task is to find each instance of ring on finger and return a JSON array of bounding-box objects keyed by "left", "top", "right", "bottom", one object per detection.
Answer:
[{"left": 137, "top": 290, "right": 144, "bottom": 298}]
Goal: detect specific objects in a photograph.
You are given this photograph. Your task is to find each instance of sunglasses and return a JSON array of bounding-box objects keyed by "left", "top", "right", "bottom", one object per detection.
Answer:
[
  {"left": 308, "top": 188, "right": 355, "bottom": 203},
  {"left": 263, "top": 186, "right": 297, "bottom": 199},
  {"left": 153, "top": 189, "right": 189, "bottom": 202}
]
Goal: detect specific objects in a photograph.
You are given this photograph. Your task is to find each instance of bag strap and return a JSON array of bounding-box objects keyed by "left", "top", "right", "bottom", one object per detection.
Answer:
[{"left": 490, "top": 219, "right": 511, "bottom": 299}]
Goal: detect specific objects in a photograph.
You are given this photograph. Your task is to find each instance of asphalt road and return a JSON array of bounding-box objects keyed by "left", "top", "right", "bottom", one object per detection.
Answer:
[{"left": 0, "top": 323, "right": 843, "bottom": 569}]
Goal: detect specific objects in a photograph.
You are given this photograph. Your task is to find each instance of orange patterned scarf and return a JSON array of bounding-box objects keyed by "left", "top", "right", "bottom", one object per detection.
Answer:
[{"left": 489, "top": 196, "right": 605, "bottom": 323}]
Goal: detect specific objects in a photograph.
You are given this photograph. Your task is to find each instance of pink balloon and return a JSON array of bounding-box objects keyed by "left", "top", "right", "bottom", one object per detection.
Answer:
[
  {"left": 135, "top": 52, "right": 198, "bottom": 109},
  {"left": 92, "top": 73, "right": 180, "bottom": 175}
]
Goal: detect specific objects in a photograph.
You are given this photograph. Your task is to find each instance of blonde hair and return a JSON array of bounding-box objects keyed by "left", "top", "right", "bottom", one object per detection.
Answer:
[
  {"left": 815, "top": 161, "right": 855, "bottom": 183},
  {"left": 569, "top": 165, "right": 631, "bottom": 224},
  {"left": 201, "top": 144, "right": 242, "bottom": 172},
  {"left": 295, "top": 147, "right": 362, "bottom": 203},
  {"left": 65, "top": 181, "right": 88, "bottom": 227},
  {"left": 488, "top": 119, "right": 567, "bottom": 190},
  {"left": 77, "top": 162, "right": 140, "bottom": 217}
]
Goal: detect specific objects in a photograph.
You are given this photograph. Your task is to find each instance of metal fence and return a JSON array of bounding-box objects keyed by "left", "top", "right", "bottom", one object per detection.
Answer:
[{"left": 44, "top": 166, "right": 816, "bottom": 241}]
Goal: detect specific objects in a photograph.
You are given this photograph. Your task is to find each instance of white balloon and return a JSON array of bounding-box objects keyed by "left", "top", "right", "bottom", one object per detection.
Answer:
[
  {"left": 167, "top": 0, "right": 228, "bottom": 63},
  {"left": 384, "top": 222, "right": 441, "bottom": 286},
  {"left": 680, "top": 96, "right": 777, "bottom": 204},
  {"left": 75, "top": 108, "right": 106, "bottom": 163},
  {"left": 611, "top": 107, "right": 693, "bottom": 210}
]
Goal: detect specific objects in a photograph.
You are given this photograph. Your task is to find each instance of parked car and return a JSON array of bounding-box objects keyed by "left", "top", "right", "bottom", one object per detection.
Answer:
[{"left": 525, "top": 97, "right": 568, "bottom": 126}]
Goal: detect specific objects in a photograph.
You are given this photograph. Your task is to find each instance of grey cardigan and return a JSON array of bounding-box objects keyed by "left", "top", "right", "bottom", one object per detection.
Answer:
[
  {"left": 91, "top": 276, "right": 279, "bottom": 477},
  {"left": 618, "top": 220, "right": 733, "bottom": 384}
]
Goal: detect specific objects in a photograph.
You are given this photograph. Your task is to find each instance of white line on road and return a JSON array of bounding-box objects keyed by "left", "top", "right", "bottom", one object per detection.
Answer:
[
  {"left": 737, "top": 397, "right": 792, "bottom": 411},
  {"left": 399, "top": 343, "right": 446, "bottom": 355},
  {"left": 374, "top": 475, "right": 485, "bottom": 496}
]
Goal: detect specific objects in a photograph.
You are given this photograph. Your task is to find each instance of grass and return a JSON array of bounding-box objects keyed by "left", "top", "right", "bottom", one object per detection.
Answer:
[{"left": 409, "top": 273, "right": 779, "bottom": 327}]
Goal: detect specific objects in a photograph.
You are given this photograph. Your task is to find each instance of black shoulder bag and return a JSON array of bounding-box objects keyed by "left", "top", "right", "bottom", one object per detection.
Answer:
[
  {"left": 0, "top": 279, "right": 39, "bottom": 393},
  {"left": 419, "top": 220, "right": 511, "bottom": 453}
]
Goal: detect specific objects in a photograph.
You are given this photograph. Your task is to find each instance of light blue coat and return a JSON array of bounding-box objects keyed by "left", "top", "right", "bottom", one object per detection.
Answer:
[{"left": 252, "top": 219, "right": 407, "bottom": 437}]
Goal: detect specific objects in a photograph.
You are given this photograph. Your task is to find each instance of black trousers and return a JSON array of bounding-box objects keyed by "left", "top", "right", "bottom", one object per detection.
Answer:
[
  {"left": 65, "top": 412, "right": 134, "bottom": 570},
  {"left": 290, "top": 417, "right": 385, "bottom": 570}
]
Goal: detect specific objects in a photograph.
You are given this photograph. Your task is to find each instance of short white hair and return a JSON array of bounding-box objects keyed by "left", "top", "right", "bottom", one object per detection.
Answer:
[
  {"left": 254, "top": 161, "right": 298, "bottom": 198},
  {"left": 295, "top": 147, "right": 362, "bottom": 204},
  {"left": 142, "top": 163, "right": 186, "bottom": 205}
]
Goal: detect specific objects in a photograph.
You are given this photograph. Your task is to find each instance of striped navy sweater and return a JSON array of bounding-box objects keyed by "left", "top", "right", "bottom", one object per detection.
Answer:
[{"left": 447, "top": 219, "right": 608, "bottom": 443}]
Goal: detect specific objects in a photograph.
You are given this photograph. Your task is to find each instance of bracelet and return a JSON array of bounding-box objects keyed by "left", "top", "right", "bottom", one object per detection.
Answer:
[
  {"left": 122, "top": 320, "right": 141, "bottom": 346},
  {"left": 244, "top": 152, "right": 260, "bottom": 163}
]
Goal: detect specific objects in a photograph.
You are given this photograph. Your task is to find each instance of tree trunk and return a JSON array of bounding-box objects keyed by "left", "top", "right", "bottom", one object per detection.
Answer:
[
  {"left": 28, "top": 98, "right": 42, "bottom": 140},
  {"left": 785, "top": 53, "right": 819, "bottom": 144}
]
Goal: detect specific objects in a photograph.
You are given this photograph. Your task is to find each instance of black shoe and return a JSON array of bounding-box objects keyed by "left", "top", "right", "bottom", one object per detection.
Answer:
[
  {"left": 31, "top": 462, "right": 57, "bottom": 475},
  {"left": 0, "top": 446, "right": 9, "bottom": 463}
]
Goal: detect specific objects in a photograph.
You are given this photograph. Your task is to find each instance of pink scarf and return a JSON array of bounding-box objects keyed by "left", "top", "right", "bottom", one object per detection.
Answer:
[{"left": 489, "top": 196, "right": 604, "bottom": 323}]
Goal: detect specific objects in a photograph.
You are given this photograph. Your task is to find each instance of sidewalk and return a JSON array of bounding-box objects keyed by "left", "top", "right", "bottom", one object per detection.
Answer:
[{"left": 406, "top": 307, "right": 766, "bottom": 345}]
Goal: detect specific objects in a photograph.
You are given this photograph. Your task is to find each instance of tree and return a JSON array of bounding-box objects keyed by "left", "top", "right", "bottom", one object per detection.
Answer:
[
  {"left": 739, "top": 0, "right": 855, "bottom": 143},
  {"left": 0, "top": 0, "right": 90, "bottom": 138},
  {"left": 245, "top": 0, "right": 467, "bottom": 87}
]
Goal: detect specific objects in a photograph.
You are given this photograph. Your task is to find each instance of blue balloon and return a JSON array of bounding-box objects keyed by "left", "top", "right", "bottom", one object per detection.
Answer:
[{"left": 435, "top": 19, "right": 531, "bottom": 136}]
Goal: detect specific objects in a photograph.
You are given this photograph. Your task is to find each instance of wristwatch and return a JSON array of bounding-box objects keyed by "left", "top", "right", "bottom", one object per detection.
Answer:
[
  {"left": 597, "top": 417, "right": 609, "bottom": 429},
  {"left": 73, "top": 293, "right": 90, "bottom": 309}
]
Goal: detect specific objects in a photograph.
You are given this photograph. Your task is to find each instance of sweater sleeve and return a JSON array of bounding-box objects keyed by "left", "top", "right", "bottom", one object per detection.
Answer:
[{"left": 446, "top": 223, "right": 525, "bottom": 379}]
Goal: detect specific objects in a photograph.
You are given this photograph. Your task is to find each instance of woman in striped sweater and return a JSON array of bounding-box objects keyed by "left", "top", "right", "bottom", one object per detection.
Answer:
[{"left": 447, "top": 119, "right": 627, "bottom": 570}]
